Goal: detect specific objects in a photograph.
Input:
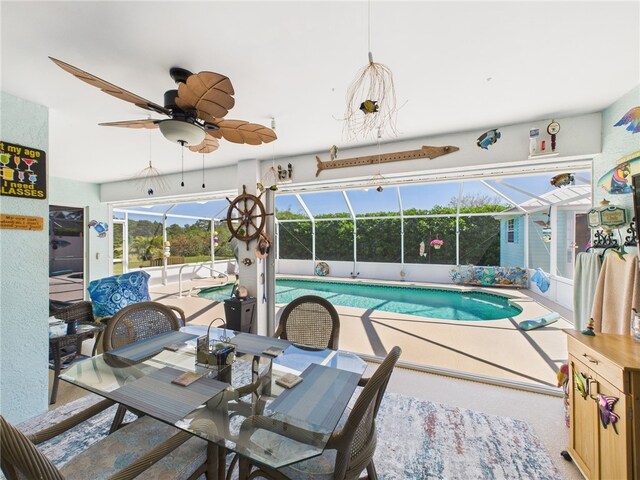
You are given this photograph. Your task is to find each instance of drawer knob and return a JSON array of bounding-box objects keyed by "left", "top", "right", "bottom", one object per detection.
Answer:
[{"left": 582, "top": 353, "right": 599, "bottom": 364}]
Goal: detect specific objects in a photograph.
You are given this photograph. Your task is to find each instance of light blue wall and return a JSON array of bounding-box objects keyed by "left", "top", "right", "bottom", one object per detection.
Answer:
[
  {"left": 499, "top": 217, "right": 525, "bottom": 267},
  {"left": 0, "top": 92, "right": 50, "bottom": 423},
  {"left": 50, "top": 176, "right": 110, "bottom": 282},
  {"left": 596, "top": 85, "right": 640, "bottom": 216},
  {"left": 527, "top": 213, "right": 551, "bottom": 272}
]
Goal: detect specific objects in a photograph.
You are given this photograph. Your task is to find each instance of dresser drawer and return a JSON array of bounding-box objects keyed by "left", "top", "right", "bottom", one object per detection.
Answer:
[{"left": 567, "top": 336, "right": 627, "bottom": 392}]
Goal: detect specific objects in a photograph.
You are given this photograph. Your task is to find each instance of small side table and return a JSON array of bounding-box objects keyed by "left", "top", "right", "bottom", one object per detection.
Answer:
[{"left": 49, "top": 322, "right": 105, "bottom": 404}]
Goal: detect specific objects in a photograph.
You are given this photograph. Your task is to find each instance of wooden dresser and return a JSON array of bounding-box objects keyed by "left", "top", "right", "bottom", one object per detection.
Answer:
[{"left": 565, "top": 330, "right": 640, "bottom": 480}]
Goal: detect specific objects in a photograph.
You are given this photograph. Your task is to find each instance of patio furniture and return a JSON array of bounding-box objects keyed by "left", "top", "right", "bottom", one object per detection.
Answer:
[
  {"left": 60, "top": 327, "right": 368, "bottom": 480},
  {"left": 0, "top": 400, "right": 207, "bottom": 480},
  {"left": 275, "top": 295, "right": 341, "bottom": 349},
  {"left": 87, "top": 271, "right": 151, "bottom": 319},
  {"left": 48, "top": 301, "right": 105, "bottom": 405},
  {"left": 102, "top": 301, "right": 184, "bottom": 432},
  {"left": 102, "top": 301, "right": 185, "bottom": 352},
  {"left": 237, "top": 346, "right": 402, "bottom": 480}
]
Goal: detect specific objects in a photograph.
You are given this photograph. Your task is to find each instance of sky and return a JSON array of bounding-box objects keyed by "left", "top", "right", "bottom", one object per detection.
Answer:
[
  {"left": 114, "top": 170, "right": 592, "bottom": 225},
  {"left": 275, "top": 171, "right": 592, "bottom": 216}
]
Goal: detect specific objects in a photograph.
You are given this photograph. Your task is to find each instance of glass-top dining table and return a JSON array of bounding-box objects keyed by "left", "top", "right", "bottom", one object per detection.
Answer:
[{"left": 60, "top": 325, "right": 367, "bottom": 480}]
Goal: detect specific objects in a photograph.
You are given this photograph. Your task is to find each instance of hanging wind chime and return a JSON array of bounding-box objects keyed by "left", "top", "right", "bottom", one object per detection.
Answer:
[
  {"left": 135, "top": 130, "right": 170, "bottom": 196},
  {"left": 344, "top": 1, "right": 399, "bottom": 141}
]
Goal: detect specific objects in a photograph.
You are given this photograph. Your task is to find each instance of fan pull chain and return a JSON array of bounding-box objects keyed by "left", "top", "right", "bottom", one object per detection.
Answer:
[
  {"left": 179, "top": 141, "right": 185, "bottom": 187},
  {"left": 367, "top": 0, "right": 371, "bottom": 57},
  {"left": 202, "top": 152, "right": 206, "bottom": 189}
]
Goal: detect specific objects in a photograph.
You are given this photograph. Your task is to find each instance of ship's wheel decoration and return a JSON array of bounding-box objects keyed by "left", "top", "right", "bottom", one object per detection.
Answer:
[{"left": 226, "top": 185, "right": 272, "bottom": 250}]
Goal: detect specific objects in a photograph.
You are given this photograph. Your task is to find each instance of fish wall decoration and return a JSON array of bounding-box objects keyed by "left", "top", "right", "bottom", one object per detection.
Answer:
[
  {"left": 476, "top": 129, "right": 501, "bottom": 150},
  {"left": 315, "top": 145, "right": 459, "bottom": 177},
  {"left": 550, "top": 173, "right": 574, "bottom": 188}
]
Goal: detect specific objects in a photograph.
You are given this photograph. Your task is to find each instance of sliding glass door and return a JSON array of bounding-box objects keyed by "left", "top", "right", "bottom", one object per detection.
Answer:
[{"left": 49, "top": 205, "right": 85, "bottom": 303}]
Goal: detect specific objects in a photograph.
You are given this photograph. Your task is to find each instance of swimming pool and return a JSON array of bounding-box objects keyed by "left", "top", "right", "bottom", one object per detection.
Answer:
[{"left": 199, "top": 278, "right": 521, "bottom": 321}]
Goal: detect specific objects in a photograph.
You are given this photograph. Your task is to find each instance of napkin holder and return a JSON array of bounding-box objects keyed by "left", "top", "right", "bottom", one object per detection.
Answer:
[{"left": 196, "top": 318, "right": 236, "bottom": 371}]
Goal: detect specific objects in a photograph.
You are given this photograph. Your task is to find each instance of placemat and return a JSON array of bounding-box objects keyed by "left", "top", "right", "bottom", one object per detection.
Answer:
[
  {"left": 230, "top": 332, "right": 291, "bottom": 356},
  {"left": 107, "top": 366, "right": 229, "bottom": 424},
  {"left": 107, "top": 331, "right": 198, "bottom": 363},
  {"left": 268, "top": 363, "right": 360, "bottom": 432}
]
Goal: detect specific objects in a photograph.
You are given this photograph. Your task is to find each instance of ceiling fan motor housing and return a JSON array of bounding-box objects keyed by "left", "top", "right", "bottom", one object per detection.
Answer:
[
  {"left": 164, "top": 89, "right": 180, "bottom": 110},
  {"left": 169, "top": 67, "right": 193, "bottom": 84},
  {"left": 164, "top": 90, "right": 198, "bottom": 121}
]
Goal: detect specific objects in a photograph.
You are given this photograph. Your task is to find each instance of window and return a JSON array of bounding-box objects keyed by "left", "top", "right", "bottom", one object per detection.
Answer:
[{"left": 507, "top": 219, "right": 515, "bottom": 243}]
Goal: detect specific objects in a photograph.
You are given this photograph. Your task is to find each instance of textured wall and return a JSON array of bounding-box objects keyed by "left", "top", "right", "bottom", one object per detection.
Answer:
[
  {"left": 595, "top": 85, "right": 640, "bottom": 214},
  {"left": 593, "top": 85, "right": 640, "bottom": 257},
  {"left": 0, "top": 92, "right": 50, "bottom": 422},
  {"left": 50, "top": 176, "right": 110, "bottom": 282}
]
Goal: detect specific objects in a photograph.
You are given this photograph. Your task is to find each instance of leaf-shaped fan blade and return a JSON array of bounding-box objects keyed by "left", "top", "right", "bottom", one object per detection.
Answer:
[
  {"left": 188, "top": 134, "right": 220, "bottom": 154},
  {"left": 99, "top": 119, "right": 160, "bottom": 129},
  {"left": 211, "top": 119, "right": 277, "bottom": 145},
  {"left": 49, "top": 57, "right": 171, "bottom": 116},
  {"left": 176, "top": 71, "right": 235, "bottom": 122}
]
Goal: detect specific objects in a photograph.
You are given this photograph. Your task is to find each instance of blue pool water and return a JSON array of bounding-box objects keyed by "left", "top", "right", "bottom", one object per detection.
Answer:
[{"left": 199, "top": 279, "right": 521, "bottom": 321}]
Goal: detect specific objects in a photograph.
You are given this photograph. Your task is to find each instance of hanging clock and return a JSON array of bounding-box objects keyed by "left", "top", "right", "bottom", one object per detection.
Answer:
[{"left": 547, "top": 120, "right": 560, "bottom": 152}]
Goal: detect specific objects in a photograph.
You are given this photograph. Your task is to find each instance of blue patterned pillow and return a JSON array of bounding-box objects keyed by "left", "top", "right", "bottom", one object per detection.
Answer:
[{"left": 87, "top": 271, "right": 151, "bottom": 318}]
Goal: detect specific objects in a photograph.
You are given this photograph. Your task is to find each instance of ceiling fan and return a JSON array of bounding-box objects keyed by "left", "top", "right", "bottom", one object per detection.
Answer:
[{"left": 49, "top": 57, "right": 277, "bottom": 154}]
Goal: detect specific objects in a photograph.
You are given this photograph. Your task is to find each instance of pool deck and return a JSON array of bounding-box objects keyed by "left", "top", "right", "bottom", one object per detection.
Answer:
[{"left": 149, "top": 276, "right": 572, "bottom": 393}]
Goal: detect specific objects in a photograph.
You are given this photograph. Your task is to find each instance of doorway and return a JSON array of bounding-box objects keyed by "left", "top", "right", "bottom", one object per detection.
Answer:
[{"left": 49, "top": 205, "right": 85, "bottom": 303}]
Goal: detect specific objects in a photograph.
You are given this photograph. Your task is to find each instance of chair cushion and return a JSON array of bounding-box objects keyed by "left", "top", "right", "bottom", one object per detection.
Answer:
[
  {"left": 59, "top": 415, "right": 205, "bottom": 480},
  {"left": 87, "top": 271, "right": 151, "bottom": 318},
  {"left": 251, "top": 407, "right": 351, "bottom": 480},
  {"left": 278, "top": 449, "right": 336, "bottom": 479},
  {"left": 136, "top": 436, "right": 207, "bottom": 480}
]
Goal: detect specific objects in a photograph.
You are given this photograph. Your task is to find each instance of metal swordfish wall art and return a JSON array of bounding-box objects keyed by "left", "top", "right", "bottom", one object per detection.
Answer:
[{"left": 315, "top": 145, "right": 459, "bottom": 177}]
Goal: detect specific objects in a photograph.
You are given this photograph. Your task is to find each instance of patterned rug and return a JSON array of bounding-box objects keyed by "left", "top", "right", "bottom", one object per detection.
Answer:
[{"left": 9, "top": 392, "right": 561, "bottom": 480}]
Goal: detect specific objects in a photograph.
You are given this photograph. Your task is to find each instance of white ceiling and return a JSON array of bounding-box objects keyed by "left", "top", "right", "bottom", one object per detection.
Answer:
[{"left": 2, "top": 1, "right": 638, "bottom": 185}]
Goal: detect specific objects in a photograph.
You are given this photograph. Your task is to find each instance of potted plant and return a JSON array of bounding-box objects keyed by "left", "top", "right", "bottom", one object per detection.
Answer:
[{"left": 430, "top": 239, "right": 444, "bottom": 250}]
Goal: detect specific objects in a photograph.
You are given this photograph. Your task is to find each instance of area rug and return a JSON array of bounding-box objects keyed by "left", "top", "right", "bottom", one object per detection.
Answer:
[{"left": 10, "top": 392, "right": 561, "bottom": 480}]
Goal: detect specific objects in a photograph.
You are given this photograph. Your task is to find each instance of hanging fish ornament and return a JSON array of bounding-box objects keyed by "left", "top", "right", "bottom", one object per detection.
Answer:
[
  {"left": 360, "top": 100, "right": 379, "bottom": 114},
  {"left": 476, "top": 129, "right": 501, "bottom": 150},
  {"left": 419, "top": 241, "right": 425, "bottom": 257},
  {"left": 614, "top": 106, "right": 640, "bottom": 134},
  {"left": 330, "top": 145, "right": 338, "bottom": 161},
  {"left": 550, "top": 173, "right": 574, "bottom": 188}
]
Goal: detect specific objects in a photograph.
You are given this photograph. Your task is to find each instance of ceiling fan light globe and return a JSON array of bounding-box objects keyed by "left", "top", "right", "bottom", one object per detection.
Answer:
[{"left": 158, "top": 119, "right": 206, "bottom": 146}]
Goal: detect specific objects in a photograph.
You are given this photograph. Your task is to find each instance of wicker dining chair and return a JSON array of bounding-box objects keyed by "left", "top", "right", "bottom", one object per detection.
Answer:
[
  {"left": 0, "top": 401, "right": 208, "bottom": 480},
  {"left": 238, "top": 346, "right": 402, "bottom": 480},
  {"left": 275, "top": 295, "right": 341, "bottom": 349},
  {"left": 102, "top": 301, "right": 184, "bottom": 352},
  {"left": 102, "top": 301, "right": 183, "bottom": 432}
]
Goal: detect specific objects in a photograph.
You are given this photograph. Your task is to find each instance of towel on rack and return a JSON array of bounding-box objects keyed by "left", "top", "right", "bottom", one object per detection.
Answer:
[
  {"left": 531, "top": 268, "right": 550, "bottom": 293},
  {"left": 590, "top": 252, "right": 640, "bottom": 334},
  {"left": 573, "top": 252, "right": 602, "bottom": 331}
]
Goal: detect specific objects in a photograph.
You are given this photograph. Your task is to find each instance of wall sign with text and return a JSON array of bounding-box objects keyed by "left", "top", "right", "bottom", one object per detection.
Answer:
[{"left": 0, "top": 140, "right": 47, "bottom": 200}]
